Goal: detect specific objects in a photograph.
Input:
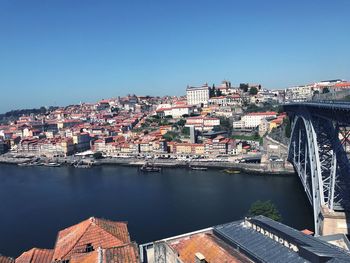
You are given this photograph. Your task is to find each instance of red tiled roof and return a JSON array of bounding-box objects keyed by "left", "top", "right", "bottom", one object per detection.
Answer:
[
  {"left": 16, "top": 248, "right": 53, "bottom": 263},
  {"left": 0, "top": 255, "right": 14, "bottom": 263},
  {"left": 53, "top": 217, "right": 130, "bottom": 261},
  {"left": 170, "top": 233, "right": 251, "bottom": 263},
  {"left": 246, "top": 111, "right": 277, "bottom": 116},
  {"left": 102, "top": 242, "right": 139, "bottom": 263},
  {"left": 334, "top": 82, "right": 350, "bottom": 87},
  {"left": 301, "top": 229, "right": 314, "bottom": 235}
]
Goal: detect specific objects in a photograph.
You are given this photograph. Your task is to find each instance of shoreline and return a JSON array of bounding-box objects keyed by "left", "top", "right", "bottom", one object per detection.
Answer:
[{"left": 0, "top": 154, "right": 296, "bottom": 176}]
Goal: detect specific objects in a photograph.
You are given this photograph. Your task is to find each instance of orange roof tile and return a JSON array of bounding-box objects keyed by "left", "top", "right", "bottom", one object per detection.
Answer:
[
  {"left": 53, "top": 217, "right": 130, "bottom": 261},
  {"left": 301, "top": 229, "right": 314, "bottom": 235},
  {"left": 170, "top": 233, "right": 251, "bottom": 263},
  {"left": 0, "top": 255, "right": 14, "bottom": 263},
  {"left": 102, "top": 242, "right": 139, "bottom": 263},
  {"left": 16, "top": 248, "right": 53, "bottom": 263}
]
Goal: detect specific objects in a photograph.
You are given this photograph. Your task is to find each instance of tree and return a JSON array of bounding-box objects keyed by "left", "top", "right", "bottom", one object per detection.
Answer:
[
  {"left": 322, "top": 87, "right": 330, "bottom": 94},
  {"left": 284, "top": 117, "right": 291, "bottom": 138},
  {"left": 239, "top": 83, "right": 249, "bottom": 93},
  {"left": 93, "top": 152, "right": 103, "bottom": 159},
  {"left": 216, "top": 89, "right": 223, "bottom": 97},
  {"left": 249, "top": 87, "right": 258, "bottom": 95},
  {"left": 218, "top": 116, "right": 231, "bottom": 132},
  {"left": 182, "top": 126, "right": 190, "bottom": 135},
  {"left": 247, "top": 200, "right": 282, "bottom": 221},
  {"left": 177, "top": 119, "right": 186, "bottom": 126},
  {"left": 210, "top": 85, "right": 216, "bottom": 97}
]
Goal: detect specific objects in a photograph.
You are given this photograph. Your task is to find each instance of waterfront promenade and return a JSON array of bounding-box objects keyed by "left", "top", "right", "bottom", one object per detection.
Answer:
[{"left": 0, "top": 152, "right": 295, "bottom": 175}]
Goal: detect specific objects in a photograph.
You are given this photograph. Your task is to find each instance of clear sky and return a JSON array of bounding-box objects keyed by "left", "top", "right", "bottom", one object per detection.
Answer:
[{"left": 0, "top": 0, "right": 349, "bottom": 113}]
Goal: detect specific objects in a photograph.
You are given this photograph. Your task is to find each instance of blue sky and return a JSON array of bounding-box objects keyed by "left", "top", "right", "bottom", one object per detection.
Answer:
[{"left": 0, "top": 0, "right": 349, "bottom": 113}]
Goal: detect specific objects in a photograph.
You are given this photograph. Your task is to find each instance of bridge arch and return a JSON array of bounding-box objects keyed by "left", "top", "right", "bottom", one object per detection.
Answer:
[{"left": 288, "top": 114, "right": 324, "bottom": 234}]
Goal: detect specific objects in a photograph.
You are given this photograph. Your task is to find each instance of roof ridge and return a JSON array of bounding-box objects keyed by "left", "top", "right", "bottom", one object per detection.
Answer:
[
  {"left": 59, "top": 218, "right": 93, "bottom": 260},
  {"left": 95, "top": 218, "right": 129, "bottom": 243}
]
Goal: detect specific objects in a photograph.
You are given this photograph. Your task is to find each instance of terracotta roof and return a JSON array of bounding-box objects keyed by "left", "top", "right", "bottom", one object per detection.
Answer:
[
  {"left": 53, "top": 217, "right": 130, "bottom": 261},
  {"left": 102, "top": 242, "right": 139, "bottom": 263},
  {"left": 170, "top": 233, "right": 251, "bottom": 263},
  {"left": 70, "top": 250, "right": 98, "bottom": 263},
  {"left": 0, "top": 255, "right": 14, "bottom": 263},
  {"left": 301, "top": 229, "right": 314, "bottom": 235},
  {"left": 334, "top": 82, "right": 350, "bottom": 87},
  {"left": 16, "top": 248, "right": 53, "bottom": 263},
  {"left": 246, "top": 111, "right": 277, "bottom": 116}
]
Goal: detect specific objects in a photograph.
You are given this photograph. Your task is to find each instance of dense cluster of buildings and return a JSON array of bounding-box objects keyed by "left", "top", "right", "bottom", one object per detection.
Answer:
[
  {"left": 1, "top": 79, "right": 350, "bottom": 160},
  {"left": 1, "top": 215, "right": 350, "bottom": 262},
  {"left": 284, "top": 79, "right": 350, "bottom": 101}
]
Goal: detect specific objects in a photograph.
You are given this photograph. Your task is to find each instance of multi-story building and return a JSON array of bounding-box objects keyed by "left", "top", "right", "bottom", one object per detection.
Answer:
[
  {"left": 233, "top": 112, "right": 277, "bottom": 129},
  {"left": 186, "top": 84, "right": 210, "bottom": 105},
  {"left": 205, "top": 136, "right": 236, "bottom": 156},
  {"left": 156, "top": 105, "right": 194, "bottom": 118},
  {"left": 173, "top": 143, "right": 205, "bottom": 156},
  {"left": 72, "top": 132, "right": 91, "bottom": 152},
  {"left": 186, "top": 116, "right": 220, "bottom": 132},
  {"left": 285, "top": 85, "right": 313, "bottom": 101}
]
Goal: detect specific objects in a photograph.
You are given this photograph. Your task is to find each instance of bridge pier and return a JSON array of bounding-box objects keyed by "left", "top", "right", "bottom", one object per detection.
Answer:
[{"left": 320, "top": 205, "right": 350, "bottom": 236}]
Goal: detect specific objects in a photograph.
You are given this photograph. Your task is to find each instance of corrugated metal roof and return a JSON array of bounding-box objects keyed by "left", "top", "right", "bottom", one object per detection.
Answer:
[{"left": 214, "top": 216, "right": 350, "bottom": 263}]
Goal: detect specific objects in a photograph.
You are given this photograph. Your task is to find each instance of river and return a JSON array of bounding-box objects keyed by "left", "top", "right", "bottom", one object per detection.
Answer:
[{"left": 0, "top": 164, "right": 313, "bottom": 257}]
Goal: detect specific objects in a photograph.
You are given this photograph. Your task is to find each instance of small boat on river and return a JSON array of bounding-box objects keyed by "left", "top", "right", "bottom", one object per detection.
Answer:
[{"left": 140, "top": 162, "right": 161, "bottom": 172}]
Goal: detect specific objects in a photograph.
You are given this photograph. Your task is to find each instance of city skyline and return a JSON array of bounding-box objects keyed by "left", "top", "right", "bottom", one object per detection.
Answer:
[{"left": 1, "top": 0, "right": 350, "bottom": 112}]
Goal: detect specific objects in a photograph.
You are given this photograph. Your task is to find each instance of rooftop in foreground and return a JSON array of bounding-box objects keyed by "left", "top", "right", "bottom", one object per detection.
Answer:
[{"left": 140, "top": 215, "right": 350, "bottom": 263}]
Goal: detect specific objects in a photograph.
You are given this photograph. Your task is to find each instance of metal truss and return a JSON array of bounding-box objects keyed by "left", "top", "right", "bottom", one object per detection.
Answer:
[{"left": 288, "top": 108, "right": 350, "bottom": 236}]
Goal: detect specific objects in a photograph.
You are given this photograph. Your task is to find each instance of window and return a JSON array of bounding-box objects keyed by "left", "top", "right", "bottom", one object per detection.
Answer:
[{"left": 85, "top": 243, "right": 94, "bottom": 253}]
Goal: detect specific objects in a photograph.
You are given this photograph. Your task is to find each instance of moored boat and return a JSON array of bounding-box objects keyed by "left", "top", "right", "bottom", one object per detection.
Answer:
[{"left": 140, "top": 163, "right": 161, "bottom": 172}]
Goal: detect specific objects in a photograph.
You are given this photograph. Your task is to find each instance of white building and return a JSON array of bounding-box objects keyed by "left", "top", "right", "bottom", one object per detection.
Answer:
[
  {"left": 156, "top": 105, "right": 194, "bottom": 118},
  {"left": 233, "top": 112, "right": 277, "bottom": 129},
  {"left": 186, "top": 116, "right": 220, "bottom": 132},
  {"left": 186, "top": 84, "right": 210, "bottom": 105},
  {"left": 285, "top": 85, "right": 313, "bottom": 101}
]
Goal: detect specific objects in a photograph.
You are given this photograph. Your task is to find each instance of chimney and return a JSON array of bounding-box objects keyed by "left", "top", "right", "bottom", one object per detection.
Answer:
[{"left": 195, "top": 252, "right": 207, "bottom": 263}]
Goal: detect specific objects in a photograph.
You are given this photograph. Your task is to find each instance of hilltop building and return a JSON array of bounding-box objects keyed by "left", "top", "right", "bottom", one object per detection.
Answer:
[{"left": 186, "top": 84, "right": 210, "bottom": 105}]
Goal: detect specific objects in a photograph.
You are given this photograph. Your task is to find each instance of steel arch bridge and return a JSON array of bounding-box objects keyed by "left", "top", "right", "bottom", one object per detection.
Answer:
[{"left": 284, "top": 102, "right": 350, "bottom": 236}]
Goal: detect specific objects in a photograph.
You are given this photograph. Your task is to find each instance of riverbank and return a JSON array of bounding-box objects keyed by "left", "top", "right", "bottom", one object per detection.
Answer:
[{"left": 0, "top": 153, "right": 295, "bottom": 175}]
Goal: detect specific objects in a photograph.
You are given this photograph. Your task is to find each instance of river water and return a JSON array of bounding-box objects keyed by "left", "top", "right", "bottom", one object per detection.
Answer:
[{"left": 0, "top": 164, "right": 313, "bottom": 257}]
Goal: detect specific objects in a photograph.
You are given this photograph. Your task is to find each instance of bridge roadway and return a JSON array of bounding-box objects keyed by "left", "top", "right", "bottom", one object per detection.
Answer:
[{"left": 284, "top": 101, "right": 350, "bottom": 236}]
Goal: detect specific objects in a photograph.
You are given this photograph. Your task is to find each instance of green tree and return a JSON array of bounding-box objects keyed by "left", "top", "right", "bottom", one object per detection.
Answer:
[
  {"left": 284, "top": 117, "right": 291, "bottom": 138},
  {"left": 322, "top": 87, "right": 330, "bottom": 94},
  {"left": 177, "top": 119, "right": 186, "bottom": 126},
  {"left": 249, "top": 87, "right": 258, "bottom": 95},
  {"left": 247, "top": 200, "right": 282, "bottom": 221},
  {"left": 239, "top": 83, "right": 249, "bottom": 92},
  {"left": 182, "top": 126, "right": 190, "bottom": 135},
  {"left": 210, "top": 85, "right": 216, "bottom": 97},
  {"left": 216, "top": 89, "right": 223, "bottom": 96}
]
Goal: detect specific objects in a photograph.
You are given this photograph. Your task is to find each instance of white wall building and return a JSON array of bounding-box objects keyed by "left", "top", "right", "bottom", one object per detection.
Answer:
[
  {"left": 233, "top": 112, "right": 277, "bottom": 129},
  {"left": 186, "top": 84, "right": 210, "bottom": 105}
]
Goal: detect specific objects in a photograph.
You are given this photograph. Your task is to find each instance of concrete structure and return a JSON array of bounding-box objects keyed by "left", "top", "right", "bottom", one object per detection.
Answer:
[
  {"left": 284, "top": 101, "right": 350, "bottom": 236},
  {"left": 186, "top": 84, "right": 210, "bottom": 105}
]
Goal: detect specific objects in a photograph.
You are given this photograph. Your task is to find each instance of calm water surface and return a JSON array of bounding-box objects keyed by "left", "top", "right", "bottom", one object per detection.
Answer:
[{"left": 0, "top": 164, "right": 313, "bottom": 257}]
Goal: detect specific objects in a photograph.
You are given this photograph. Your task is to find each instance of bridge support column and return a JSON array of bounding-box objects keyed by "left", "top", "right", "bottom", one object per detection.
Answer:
[{"left": 319, "top": 206, "right": 350, "bottom": 236}]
